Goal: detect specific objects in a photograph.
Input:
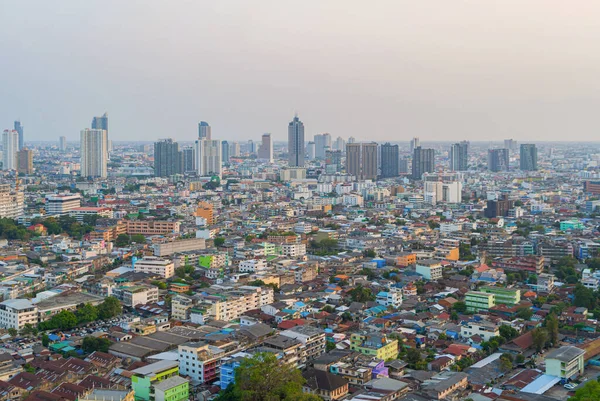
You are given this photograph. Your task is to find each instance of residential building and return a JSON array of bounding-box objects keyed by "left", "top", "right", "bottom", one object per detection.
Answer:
[
  {"left": 412, "top": 147, "right": 435, "bottom": 180},
  {"left": 461, "top": 321, "right": 499, "bottom": 341},
  {"left": 281, "top": 325, "right": 326, "bottom": 366},
  {"left": 345, "top": 143, "right": 378, "bottom": 181},
  {"left": 350, "top": 333, "right": 398, "bottom": 360},
  {"left": 16, "top": 148, "right": 33, "bottom": 174},
  {"left": 198, "top": 121, "right": 211, "bottom": 140},
  {"left": 257, "top": 133, "right": 273, "bottom": 162},
  {"left": 262, "top": 335, "right": 303, "bottom": 366},
  {"left": 204, "top": 286, "right": 274, "bottom": 321},
  {"left": 14, "top": 121, "right": 23, "bottom": 150},
  {"left": 178, "top": 342, "right": 225, "bottom": 384},
  {"left": 396, "top": 253, "right": 416, "bottom": 267},
  {"left": 422, "top": 372, "right": 469, "bottom": 400},
  {"left": 465, "top": 291, "right": 495, "bottom": 312},
  {"left": 488, "top": 148, "right": 510, "bottom": 172},
  {"left": 125, "top": 220, "right": 181, "bottom": 235},
  {"left": 288, "top": 115, "right": 305, "bottom": 167},
  {"left": 154, "top": 139, "right": 183, "bottom": 177},
  {"left": 504, "top": 139, "right": 517, "bottom": 151},
  {"left": 410, "top": 137, "right": 419, "bottom": 152},
  {"left": 537, "top": 273, "right": 555, "bottom": 293},
  {"left": 415, "top": 259, "right": 443, "bottom": 281},
  {"left": 376, "top": 288, "right": 402, "bottom": 308},
  {"left": 302, "top": 368, "right": 349, "bottom": 401},
  {"left": 2, "top": 130, "right": 18, "bottom": 170},
  {"left": 182, "top": 147, "right": 195, "bottom": 173},
  {"left": 480, "top": 286, "right": 521, "bottom": 306},
  {"left": 314, "top": 133, "right": 332, "bottom": 159},
  {"left": 133, "top": 257, "right": 175, "bottom": 278},
  {"left": 450, "top": 141, "right": 468, "bottom": 171},
  {"left": 219, "top": 353, "right": 251, "bottom": 390},
  {"left": 195, "top": 139, "right": 222, "bottom": 177},
  {"left": 520, "top": 144, "right": 537, "bottom": 171},
  {"left": 0, "top": 184, "right": 24, "bottom": 219},
  {"left": 59, "top": 136, "right": 67, "bottom": 152},
  {"left": 545, "top": 346, "right": 585, "bottom": 379},
  {"left": 113, "top": 285, "right": 159, "bottom": 307},
  {"left": 131, "top": 360, "right": 180, "bottom": 401},
  {"left": 0, "top": 299, "right": 38, "bottom": 330},
  {"left": 325, "top": 150, "right": 343, "bottom": 174},
  {"left": 80, "top": 128, "right": 108, "bottom": 178},
  {"left": 492, "top": 256, "right": 544, "bottom": 275},
  {"left": 153, "top": 238, "right": 206, "bottom": 257},
  {"left": 380, "top": 143, "right": 399, "bottom": 178},
  {"left": 484, "top": 195, "right": 514, "bottom": 218},
  {"left": 79, "top": 389, "right": 134, "bottom": 401},
  {"left": 423, "top": 173, "right": 462, "bottom": 204},
  {"left": 45, "top": 193, "right": 82, "bottom": 215},
  {"left": 221, "top": 141, "right": 229, "bottom": 164}
]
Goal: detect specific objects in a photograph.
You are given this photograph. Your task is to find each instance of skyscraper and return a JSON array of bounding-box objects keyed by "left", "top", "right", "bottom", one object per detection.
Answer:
[
  {"left": 334, "top": 136, "right": 345, "bottom": 152},
  {"left": 154, "top": 139, "right": 183, "bottom": 177},
  {"left": 288, "top": 115, "right": 305, "bottom": 167},
  {"left": 14, "top": 121, "right": 23, "bottom": 150},
  {"left": 195, "top": 139, "right": 222, "bottom": 177},
  {"left": 222, "top": 141, "right": 230, "bottom": 164},
  {"left": 80, "top": 128, "right": 108, "bottom": 178},
  {"left": 504, "top": 139, "right": 517, "bottom": 152},
  {"left": 410, "top": 137, "right": 420, "bottom": 153},
  {"left": 2, "top": 130, "right": 19, "bottom": 170},
  {"left": 345, "top": 143, "right": 378, "bottom": 181},
  {"left": 247, "top": 140, "right": 256, "bottom": 155},
  {"left": 348, "top": 137, "right": 356, "bottom": 144},
  {"left": 449, "top": 141, "right": 469, "bottom": 171},
  {"left": 325, "top": 150, "right": 343, "bottom": 173},
  {"left": 306, "top": 142, "right": 316, "bottom": 160},
  {"left": 182, "top": 147, "right": 195, "bottom": 173},
  {"left": 520, "top": 144, "right": 538, "bottom": 171},
  {"left": 198, "top": 121, "right": 211, "bottom": 140},
  {"left": 229, "top": 142, "right": 240, "bottom": 157},
  {"left": 412, "top": 147, "right": 435, "bottom": 180},
  {"left": 380, "top": 143, "right": 399, "bottom": 178},
  {"left": 59, "top": 136, "right": 67, "bottom": 152},
  {"left": 488, "top": 149, "right": 510, "bottom": 172},
  {"left": 258, "top": 133, "right": 273, "bottom": 162},
  {"left": 17, "top": 148, "right": 33, "bottom": 174},
  {"left": 91, "top": 112, "right": 109, "bottom": 156},
  {"left": 314, "top": 133, "right": 331, "bottom": 159}
]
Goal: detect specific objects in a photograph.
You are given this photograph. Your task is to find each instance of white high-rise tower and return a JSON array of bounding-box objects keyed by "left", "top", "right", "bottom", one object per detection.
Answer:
[
  {"left": 195, "top": 139, "right": 222, "bottom": 177},
  {"left": 80, "top": 128, "right": 108, "bottom": 178},
  {"left": 2, "top": 130, "right": 19, "bottom": 170}
]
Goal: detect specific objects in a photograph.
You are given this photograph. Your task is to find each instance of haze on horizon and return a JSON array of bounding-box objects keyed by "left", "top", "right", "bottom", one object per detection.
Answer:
[{"left": 2, "top": 1, "right": 600, "bottom": 143}]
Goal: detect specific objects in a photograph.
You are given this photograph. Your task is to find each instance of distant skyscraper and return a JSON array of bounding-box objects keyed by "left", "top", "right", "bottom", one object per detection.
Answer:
[
  {"left": 504, "top": 139, "right": 517, "bottom": 152},
  {"left": 450, "top": 141, "right": 469, "bottom": 171},
  {"left": 91, "top": 112, "right": 109, "bottom": 156},
  {"left": 17, "top": 148, "right": 33, "bottom": 174},
  {"left": 399, "top": 158, "right": 409, "bottom": 174},
  {"left": 288, "top": 115, "right": 305, "bottom": 167},
  {"left": 195, "top": 139, "right": 222, "bottom": 177},
  {"left": 410, "top": 137, "right": 420, "bottom": 153},
  {"left": 348, "top": 137, "right": 356, "bottom": 144},
  {"left": 80, "top": 128, "right": 108, "bottom": 178},
  {"left": 306, "top": 142, "right": 316, "bottom": 160},
  {"left": 198, "top": 121, "right": 211, "bottom": 140},
  {"left": 258, "top": 133, "right": 273, "bottom": 162},
  {"left": 380, "top": 143, "right": 399, "bottom": 178},
  {"left": 14, "top": 121, "right": 23, "bottom": 150},
  {"left": 345, "top": 142, "right": 378, "bottom": 181},
  {"left": 325, "top": 150, "right": 342, "bottom": 173},
  {"left": 314, "top": 134, "right": 328, "bottom": 159},
  {"left": 488, "top": 149, "right": 510, "bottom": 172},
  {"left": 2, "top": 130, "right": 19, "bottom": 170},
  {"left": 412, "top": 147, "right": 435, "bottom": 180},
  {"left": 520, "top": 144, "right": 538, "bottom": 171},
  {"left": 59, "top": 136, "right": 67, "bottom": 152},
  {"left": 182, "top": 147, "right": 195, "bottom": 173},
  {"left": 334, "top": 136, "right": 345, "bottom": 152},
  {"left": 154, "top": 139, "right": 183, "bottom": 177},
  {"left": 229, "top": 142, "right": 240, "bottom": 157},
  {"left": 221, "top": 141, "right": 230, "bottom": 164}
]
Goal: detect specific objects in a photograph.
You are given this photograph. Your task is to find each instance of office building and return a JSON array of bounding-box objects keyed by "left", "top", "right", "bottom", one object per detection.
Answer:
[
  {"left": 411, "top": 147, "right": 435, "bottom": 180},
  {"left": 345, "top": 142, "right": 377, "bottom": 181},
  {"left": 423, "top": 173, "right": 462, "bottom": 204},
  {"left": 399, "top": 158, "right": 409, "bottom": 174},
  {"left": 520, "top": 144, "right": 538, "bottom": 171},
  {"left": 221, "top": 140, "right": 230, "bottom": 163},
  {"left": 80, "top": 128, "right": 108, "bottom": 178},
  {"left": 488, "top": 148, "right": 510, "bottom": 172},
  {"left": 410, "top": 137, "right": 420, "bottom": 153},
  {"left": 449, "top": 141, "right": 468, "bottom": 171},
  {"left": 13, "top": 121, "right": 23, "bottom": 150},
  {"left": 154, "top": 139, "right": 183, "bottom": 177},
  {"left": 91, "top": 112, "right": 109, "bottom": 154},
  {"left": 306, "top": 142, "right": 316, "bottom": 160},
  {"left": 1, "top": 130, "right": 18, "bottom": 170},
  {"left": 346, "top": 143, "right": 361, "bottom": 179},
  {"left": 334, "top": 136, "right": 345, "bottom": 151},
  {"left": 258, "top": 133, "right": 273, "bottom": 162},
  {"left": 504, "top": 139, "right": 517, "bottom": 151},
  {"left": 17, "top": 148, "right": 33, "bottom": 174},
  {"left": 45, "top": 193, "right": 82, "bottom": 215},
  {"left": 182, "top": 147, "right": 195, "bottom": 173},
  {"left": 314, "top": 133, "right": 332, "bottom": 159},
  {"left": 195, "top": 139, "right": 222, "bottom": 177},
  {"left": 0, "top": 299, "right": 38, "bottom": 330},
  {"left": 484, "top": 194, "right": 514, "bottom": 218},
  {"left": 380, "top": 143, "right": 399, "bottom": 178},
  {"left": 325, "top": 150, "right": 342, "bottom": 174},
  {"left": 229, "top": 141, "right": 240, "bottom": 157},
  {"left": 59, "top": 136, "right": 67, "bottom": 152},
  {"left": 198, "top": 121, "right": 211, "bottom": 140},
  {"left": 0, "top": 184, "right": 24, "bottom": 219},
  {"left": 134, "top": 256, "right": 175, "bottom": 278},
  {"left": 288, "top": 115, "right": 305, "bottom": 167}
]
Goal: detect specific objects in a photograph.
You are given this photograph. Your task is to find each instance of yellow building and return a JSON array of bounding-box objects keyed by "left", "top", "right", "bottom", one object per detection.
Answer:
[
  {"left": 195, "top": 202, "right": 214, "bottom": 225},
  {"left": 350, "top": 333, "right": 398, "bottom": 360}
]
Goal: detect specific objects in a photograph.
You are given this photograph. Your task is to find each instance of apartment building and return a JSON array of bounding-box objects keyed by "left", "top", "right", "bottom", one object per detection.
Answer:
[
  {"left": 376, "top": 287, "right": 403, "bottom": 308},
  {"left": 125, "top": 220, "right": 181, "bottom": 235},
  {"left": 262, "top": 335, "right": 303, "bottom": 366},
  {"left": 460, "top": 321, "right": 500, "bottom": 341},
  {"left": 416, "top": 259, "right": 443, "bottom": 281},
  {"left": 480, "top": 286, "right": 521, "bottom": 306},
  {"left": 295, "top": 263, "right": 319, "bottom": 283},
  {"left": 45, "top": 193, "right": 82, "bottom": 215},
  {"left": 537, "top": 273, "right": 555, "bottom": 293},
  {"left": 201, "top": 286, "right": 274, "bottom": 321},
  {"left": 131, "top": 360, "right": 180, "bottom": 401},
  {"left": 465, "top": 291, "right": 495, "bottom": 312},
  {"left": 280, "top": 325, "right": 326, "bottom": 367},
  {"left": 282, "top": 243, "right": 307, "bottom": 258},
  {"left": 350, "top": 333, "right": 398, "bottom": 361},
  {"left": 492, "top": 256, "right": 544, "bottom": 274},
  {"left": 545, "top": 346, "right": 585, "bottom": 379},
  {"left": 238, "top": 259, "right": 269, "bottom": 274},
  {"left": 134, "top": 257, "right": 175, "bottom": 278},
  {"left": 0, "top": 299, "right": 38, "bottom": 330},
  {"left": 113, "top": 285, "right": 159, "bottom": 307},
  {"left": 396, "top": 253, "right": 416, "bottom": 267},
  {"left": 153, "top": 238, "right": 206, "bottom": 257},
  {"left": 178, "top": 342, "right": 226, "bottom": 384}
]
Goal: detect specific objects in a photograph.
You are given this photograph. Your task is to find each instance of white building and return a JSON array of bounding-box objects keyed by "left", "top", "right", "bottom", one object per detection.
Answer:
[
  {"left": 0, "top": 299, "right": 38, "bottom": 330},
  {"left": 376, "top": 287, "right": 403, "bottom": 308},
  {"left": 0, "top": 184, "right": 24, "bottom": 219},
  {"left": 282, "top": 243, "right": 307, "bottom": 258},
  {"left": 195, "top": 139, "right": 222, "bottom": 177},
  {"left": 80, "top": 128, "right": 108, "bottom": 178},
  {"left": 238, "top": 259, "right": 269, "bottom": 274},
  {"left": 2, "top": 130, "right": 18, "bottom": 170},
  {"left": 423, "top": 180, "right": 462, "bottom": 205},
  {"left": 460, "top": 321, "right": 499, "bottom": 342},
  {"left": 178, "top": 342, "right": 224, "bottom": 384},
  {"left": 416, "top": 259, "right": 443, "bottom": 281},
  {"left": 114, "top": 285, "right": 159, "bottom": 307},
  {"left": 342, "top": 193, "right": 364, "bottom": 206},
  {"left": 133, "top": 257, "right": 175, "bottom": 278},
  {"left": 45, "top": 193, "right": 82, "bottom": 215}
]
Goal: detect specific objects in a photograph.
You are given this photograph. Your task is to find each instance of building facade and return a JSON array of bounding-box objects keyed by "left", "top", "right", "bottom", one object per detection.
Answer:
[
  {"left": 288, "top": 115, "right": 305, "bottom": 167},
  {"left": 80, "top": 128, "right": 108, "bottom": 178}
]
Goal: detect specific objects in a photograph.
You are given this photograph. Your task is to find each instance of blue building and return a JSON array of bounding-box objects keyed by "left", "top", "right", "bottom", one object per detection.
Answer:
[{"left": 220, "top": 353, "right": 251, "bottom": 390}]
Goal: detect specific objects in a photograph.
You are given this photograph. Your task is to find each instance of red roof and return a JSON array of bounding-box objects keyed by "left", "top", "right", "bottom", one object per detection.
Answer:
[{"left": 278, "top": 319, "right": 307, "bottom": 330}]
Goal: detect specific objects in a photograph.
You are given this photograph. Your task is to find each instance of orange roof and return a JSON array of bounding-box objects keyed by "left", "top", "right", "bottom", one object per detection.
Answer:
[
  {"left": 523, "top": 291, "right": 537, "bottom": 298},
  {"left": 476, "top": 264, "right": 490, "bottom": 273}
]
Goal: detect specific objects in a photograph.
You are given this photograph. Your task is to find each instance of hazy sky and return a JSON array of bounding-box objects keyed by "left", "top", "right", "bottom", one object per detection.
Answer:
[{"left": 2, "top": 1, "right": 600, "bottom": 142}]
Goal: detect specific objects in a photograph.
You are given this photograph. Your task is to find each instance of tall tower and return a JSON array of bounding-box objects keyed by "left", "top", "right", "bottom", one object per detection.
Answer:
[
  {"left": 380, "top": 143, "right": 399, "bottom": 178},
  {"left": 195, "top": 139, "right": 222, "bottom": 177},
  {"left": 13, "top": 121, "right": 23, "bottom": 150},
  {"left": 80, "top": 128, "right": 108, "bottom": 178},
  {"left": 221, "top": 141, "right": 230, "bottom": 164},
  {"left": 17, "top": 148, "right": 34, "bottom": 175},
  {"left": 154, "top": 139, "right": 183, "bottom": 177},
  {"left": 449, "top": 141, "right": 469, "bottom": 171},
  {"left": 361, "top": 142, "right": 378, "bottom": 181},
  {"left": 182, "top": 147, "right": 195, "bottom": 173},
  {"left": 2, "top": 130, "right": 19, "bottom": 170},
  {"left": 520, "top": 144, "right": 538, "bottom": 171},
  {"left": 288, "top": 115, "right": 305, "bottom": 167},
  {"left": 91, "top": 112, "right": 109, "bottom": 156},
  {"left": 345, "top": 143, "right": 361, "bottom": 179},
  {"left": 258, "top": 133, "right": 273, "bottom": 162},
  {"left": 412, "top": 147, "right": 435, "bottom": 180},
  {"left": 488, "top": 149, "right": 510, "bottom": 172},
  {"left": 198, "top": 121, "right": 211, "bottom": 140},
  {"left": 410, "top": 137, "right": 420, "bottom": 153},
  {"left": 59, "top": 136, "right": 67, "bottom": 152}
]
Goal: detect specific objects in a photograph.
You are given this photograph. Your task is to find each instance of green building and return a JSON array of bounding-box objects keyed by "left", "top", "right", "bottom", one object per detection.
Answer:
[
  {"left": 465, "top": 291, "right": 495, "bottom": 312},
  {"left": 560, "top": 220, "right": 584, "bottom": 231},
  {"left": 131, "top": 360, "right": 180, "bottom": 401},
  {"left": 480, "top": 286, "right": 521, "bottom": 306},
  {"left": 152, "top": 376, "right": 189, "bottom": 401}
]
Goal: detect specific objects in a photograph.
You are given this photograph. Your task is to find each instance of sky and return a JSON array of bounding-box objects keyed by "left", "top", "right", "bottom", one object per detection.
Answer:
[{"left": 2, "top": 1, "right": 600, "bottom": 143}]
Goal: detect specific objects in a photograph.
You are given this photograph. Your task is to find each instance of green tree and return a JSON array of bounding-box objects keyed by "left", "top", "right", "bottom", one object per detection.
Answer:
[
  {"left": 363, "top": 249, "right": 376, "bottom": 258},
  {"left": 82, "top": 336, "right": 112, "bottom": 353},
  {"left": 348, "top": 284, "right": 376, "bottom": 303},
  {"left": 516, "top": 307, "right": 533, "bottom": 320},
  {"left": 151, "top": 280, "right": 167, "bottom": 290},
  {"left": 499, "top": 325, "right": 519, "bottom": 341},
  {"left": 531, "top": 328, "right": 548, "bottom": 353},
  {"left": 545, "top": 313, "right": 559, "bottom": 346},
  {"left": 568, "top": 380, "right": 600, "bottom": 401},
  {"left": 7, "top": 328, "right": 17, "bottom": 337},
  {"left": 452, "top": 301, "right": 467, "bottom": 313},
  {"left": 97, "top": 297, "right": 122, "bottom": 320},
  {"left": 130, "top": 234, "right": 146, "bottom": 243},
  {"left": 20, "top": 323, "right": 38, "bottom": 336},
  {"left": 41, "top": 333, "right": 50, "bottom": 347},
  {"left": 115, "top": 234, "right": 130, "bottom": 247},
  {"left": 515, "top": 354, "right": 525, "bottom": 364},
  {"left": 214, "top": 237, "right": 226, "bottom": 247},
  {"left": 326, "top": 342, "right": 336, "bottom": 352},
  {"left": 405, "top": 348, "right": 422, "bottom": 369},
  {"left": 75, "top": 303, "right": 99, "bottom": 324},
  {"left": 499, "top": 353, "right": 513, "bottom": 372}
]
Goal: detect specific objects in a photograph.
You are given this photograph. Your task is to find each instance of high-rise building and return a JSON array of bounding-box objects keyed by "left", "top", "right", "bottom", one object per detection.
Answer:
[
  {"left": 334, "top": 136, "right": 345, "bottom": 152},
  {"left": 410, "top": 137, "right": 420, "bottom": 153},
  {"left": 2, "top": 130, "right": 19, "bottom": 170},
  {"left": 399, "top": 158, "right": 409, "bottom": 174},
  {"left": 229, "top": 142, "right": 240, "bottom": 157},
  {"left": 221, "top": 141, "right": 230, "bottom": 164},
  {"left": 17, "top": 148, "right": 33, "bottom": 174},
  {"left": 314, "top": 133, "right": 331, "bottom": 159},
  {"left": 325, "top": 150, "right": 342, "bottom": 174},
  {"left": 91, "top": 112, "right": 109, "bottom": 157},
  {"left": 306, "top": 142, "right": 316, "bottom": 160},
  {"left": 520, "top": 144, "right": 538, "bottom": 171},
  {"left": 80, "top": 128, "right": 108, "bottom": 178},
  {"left": 348, "top": 137, "right": 356, "bottom": 144},
  {"left": 0, "top": 184, "right": 24, "bottom": 219},
  {"left": 423, "top": 173, "right": 462, "bottom": 204},
  {"left": 154, "top": 139, "right": 183, "bottom": 177},
  {"left": 198, "top": 121, "right": 211, "bottom": 140},
  {"left": 488, "top": 149, "right": 510, "bottom": 172},
  {"left": 14, "top": 121, "right": 23, "bottom": 151},
  {"left": 195, "top": 139, "right": 222, "bottom": 177},
  {"left": 288, "top": 115, "right": 305, "bottom": 167},
  {"left": 450, "top": 141, "right": 469, "bottom": 171},
  {"left": 258, "top": 133, "right": 273, "bottom": 162},
  {"left": 380, "top": 143, "right": 399, "bottom": 178},
  {"left": 412, "top": 147, "right": 435, "bottom": 180},
  {"left": 182, "top": 147, "right": 195, "bottom": 173},
  {"left": 246, "top": 140, "right": 256, "bottom": 155},
  {"left": 345, "top": 143, "right": 378, "bottom": 181},
  {"left": 504, "top": 139, "right": 517, "bottom": 152},
  {"left": 59, "top": 136, "right": 67, "bottom": 152}
]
